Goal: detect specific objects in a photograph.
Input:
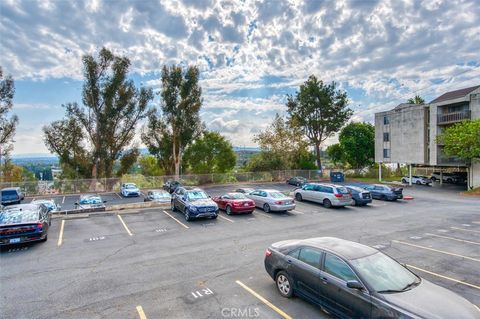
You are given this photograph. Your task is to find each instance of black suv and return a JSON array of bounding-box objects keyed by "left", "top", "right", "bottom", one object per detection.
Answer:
[
  {"left": 163, "top": 180, "right": 183, "bottom": 194},
  {"left": 171, "top": 187, "right": 218, "bottom": 221}
]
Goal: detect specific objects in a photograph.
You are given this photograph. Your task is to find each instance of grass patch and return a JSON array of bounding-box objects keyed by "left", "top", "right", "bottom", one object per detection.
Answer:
[{"left": 462, "top": 187, "right": 480, "bottom": 196}]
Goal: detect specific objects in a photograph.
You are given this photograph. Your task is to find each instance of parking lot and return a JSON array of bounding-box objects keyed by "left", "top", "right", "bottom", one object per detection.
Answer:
[{"left": 1, "top": 183, "right": 479, "bottom": 319}]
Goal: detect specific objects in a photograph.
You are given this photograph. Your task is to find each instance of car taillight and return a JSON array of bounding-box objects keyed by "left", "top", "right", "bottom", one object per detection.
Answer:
[
  {"left": 275, "top": 201, "right": 283, "bottom": 205},
  {"left": 265, "top": 249, "right": 272, "bottom": 257},
  {"left": 334, "top": 193, "right": 342, "bottom": 198}
]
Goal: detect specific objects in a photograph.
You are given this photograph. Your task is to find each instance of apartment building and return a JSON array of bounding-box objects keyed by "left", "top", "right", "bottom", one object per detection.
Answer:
[{"left": 375, "top": 85, "right": 480, "bottom": 188}]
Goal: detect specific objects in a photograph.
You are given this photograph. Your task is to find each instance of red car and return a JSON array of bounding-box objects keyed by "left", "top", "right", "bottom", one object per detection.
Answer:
[{"left": 212, "top": 193, "right": 255, "bottom": 215}]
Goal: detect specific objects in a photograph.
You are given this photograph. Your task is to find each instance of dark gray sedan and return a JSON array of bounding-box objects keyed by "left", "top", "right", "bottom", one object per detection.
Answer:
[{"left": 264, "top": 237, "right": 479, "bottom": 318}]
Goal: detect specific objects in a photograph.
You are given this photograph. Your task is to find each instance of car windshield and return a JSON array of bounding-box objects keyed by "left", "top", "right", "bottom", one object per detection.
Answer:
[
  {"left": 125, "top": 184, "right": 137, "bottom": 189},
  {"left": 269, "top": 192, "right": 286, "bottom": 198},
  {"left": 186, "top": 191, "right": 208, "bottom": 200},
  {"left": 230, "top": 193, "right": 246, "bottom": 199},
  {"left": 151, "top": 192, "right": 169, "bottom": 199},
  {"left": 80, "top": 196, "right": 102, "bottom": 204},
  {"left": 350, "top": 252, "right": 419, "bottom": 293}
]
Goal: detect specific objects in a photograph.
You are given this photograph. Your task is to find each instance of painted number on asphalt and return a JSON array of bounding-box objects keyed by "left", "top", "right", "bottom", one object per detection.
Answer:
[
  {"left": 155, "top": 227, "right": 168, "bottom": 233},
  {"left": 88, "top": 236, "right": 106, "bottom": 242},
  {"left": 7, "top": 247, "right": 29, "bottom": 253},
  {"left": 191, "top": 287, "right": 214, "bottom": 299}
]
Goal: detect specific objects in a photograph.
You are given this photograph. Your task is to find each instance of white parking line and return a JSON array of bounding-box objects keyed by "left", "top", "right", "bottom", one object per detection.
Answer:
[
  {"left": 163, "top": 210, "right": 190, "bottom": 229},
  {"left": 393, "top": 240, "right": 480, "bottom": 263},
  {"left": 218, "top": 215, "right": 234, "bottom": 223},
  {"left": 57, "top": 220, "right": 65, "bottom": 247},
  {"left": 117, "top": 215, "right": 133, "bottom": 236},
  {"left": 451, "top": 227, "right": 480, "bottom": 234},
  {"left": 254, "top": 210, "right": 272, "bottom": 219},
  {"left": 136, "top": 305, "right": 148, "bottom": 319},
  {"left": 425, "top": 233, "right": 480, "bottom": 245},
  {"left": 115, "top": 193, "right": 122, "bottom": 199},
  {"left": 62, "top": 196, "right": 65, "bottom": 204},
  {"left": 290, "top": 210, "right": 304, "bottom": 214},
  {"left": 407, "top": 264, "right": 480, "bottom": 290}
]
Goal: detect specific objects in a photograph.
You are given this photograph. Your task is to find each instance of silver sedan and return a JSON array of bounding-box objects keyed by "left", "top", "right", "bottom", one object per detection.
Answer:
[{"left": 246, "top": 189, "right": 295, "bottom": 213}]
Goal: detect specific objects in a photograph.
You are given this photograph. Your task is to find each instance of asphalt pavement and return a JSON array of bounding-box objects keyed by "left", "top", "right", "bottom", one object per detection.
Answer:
[{"left": 2, "top": 182, "right": 479, "bottom": 319}]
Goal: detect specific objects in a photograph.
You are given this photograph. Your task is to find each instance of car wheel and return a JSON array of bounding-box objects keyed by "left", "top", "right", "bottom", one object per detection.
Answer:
[
  {"left": 402, "top": 179, "right": 407, "bottom": 183},
  {"left": 381, "top": 195, "right": 387, "bottom": 201},
  {"left": 323, "top": 199, "right": 332, "bottom": 208},
  {"left": 352, "top": 198, "right": 358, "bottom": 206},
  {"left": 171, "top": 201, "right": 176, "bottom": 212},
  {"left": 431, "top": 177, "right": 436, "bottom": 182},
  {"left": 226, "top": 206, "right": 232, "bottom": 215},
  {"left": 41, "top": 235, "right": 48, "bottom": 242},
  {"left": 263, "top": 203, "right": 271, "bottom": 213},
  {"left": 416, "top": 181, "right": 421, "bottom": 185},
  {"left": 185, "top": 212, "right": 191, "bottom": 221},
  {"left": 276, "top": 271, "right": 293, "bottom": 298},
  {"left": 295, "top": 193, "right": 303, "bottom": 201},
  {"left": 211, "top": 214, "right": 217, "bottom": 219}
]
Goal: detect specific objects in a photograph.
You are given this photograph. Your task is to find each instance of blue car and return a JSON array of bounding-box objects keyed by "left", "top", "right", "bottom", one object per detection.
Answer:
[
  {"left": 171, "top": 187, "right": 218, "bottom": 221},
  {"left": 345, "top": 186, "right": 372, "bottom": 206},
  {"left": 1, "top": 187, "right": 24, "bottom": 206}
]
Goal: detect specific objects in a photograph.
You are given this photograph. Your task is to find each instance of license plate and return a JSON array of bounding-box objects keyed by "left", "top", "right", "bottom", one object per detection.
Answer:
[{"left": 9, "top": 238, "right": 21, "bottom": 244}]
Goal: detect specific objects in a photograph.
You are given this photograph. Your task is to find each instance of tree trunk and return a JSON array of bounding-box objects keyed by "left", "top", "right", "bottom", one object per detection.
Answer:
[
  {"left": 315, "top": 142, "right": 322, "bottom": 170},
  {"left": 173, "top": 135, "right": 181, "bottom": 179}
]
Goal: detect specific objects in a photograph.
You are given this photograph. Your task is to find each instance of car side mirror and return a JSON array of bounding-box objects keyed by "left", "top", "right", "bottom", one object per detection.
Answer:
[
  {"left": 346, "top": 280, "right": 363, "bottom": 290},
  {"left": 182, "top": 196, "right": 186, "bottom": 201}
]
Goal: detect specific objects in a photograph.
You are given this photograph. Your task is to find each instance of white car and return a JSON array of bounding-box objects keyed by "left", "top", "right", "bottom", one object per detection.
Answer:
[
  {"left": 246, "top": 189, "right": 295, "bottom": 213},
  {"left": 76, "top": 194, "right": 106, "bottom": 209},
  {"left": 31, "top": 199, "right": 61, "bottom": 212},
  {"left": 401, "top": 176, "right": 432, "bottom": 185},
  {"left": 120, "top": 183, "right": 141, "bottom": 197}
]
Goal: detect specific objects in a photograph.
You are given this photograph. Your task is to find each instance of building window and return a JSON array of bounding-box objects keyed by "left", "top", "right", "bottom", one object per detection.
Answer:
[
  {"left": 383, "top": 149, "right": 390, "bottom": 158},
  {"left": 383, "top": 132, "right": 389, "bottom": 142},
  {"left": 383, "top": 116, "right": 390, "bottom": 125}
]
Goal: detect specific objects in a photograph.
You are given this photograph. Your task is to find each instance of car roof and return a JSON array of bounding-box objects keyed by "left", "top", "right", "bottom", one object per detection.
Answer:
[
  {"left": 345, "top": 185, "right": 364, "bottom": 192},
  {"left": 2, "top": 203, "right": 41, "bottom": 212},
  {"left": 299, "top": 237, "right": 378, "bottom": 260},
  {"left": 256, "top": 189, "right": 283, "bottom": 192},
  {"left": 306, "top": 183, "right": 342, "bottom": 187},
  {"left": 80, "top": 194, "right": 101, "bottom": 199},
  {"left": 31, "top": 199, "right": 55, "bottom": 203},
  {"left": 1, "top": 187, "right": 21, "bottom": 191},
  {"left": 184, "top": 188, "right": 204, "bottom": 192},
  {"left": 149, "top": 189, "right": 168, "bottom": 193},
  {"left": 226, "top": 192, "right": 245, "bottom": 196}
]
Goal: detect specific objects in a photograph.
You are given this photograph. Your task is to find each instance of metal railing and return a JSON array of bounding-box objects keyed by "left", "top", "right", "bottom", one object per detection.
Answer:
[
  {"left": 437, "top": 110, "right": 471, "bottom": 125},
  {"left": 1, "top": 169, "right": 327, "bottom": 196}
]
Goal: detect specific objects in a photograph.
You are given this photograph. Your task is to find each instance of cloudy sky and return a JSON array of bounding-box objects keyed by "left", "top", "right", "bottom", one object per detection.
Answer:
[{"left": 1, "top": 0, "right": 479, "bottom": 155}]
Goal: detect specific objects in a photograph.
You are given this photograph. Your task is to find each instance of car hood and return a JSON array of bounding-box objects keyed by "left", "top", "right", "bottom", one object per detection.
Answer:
[
  {"left": 124, "top": 188, "right": 139, "bottom": 192},
  {"left": 380, "top": 279, "right": 480, "bottom": 319},
  {"left": 190, "top": 199, "right": 217, "bottom": 207}
]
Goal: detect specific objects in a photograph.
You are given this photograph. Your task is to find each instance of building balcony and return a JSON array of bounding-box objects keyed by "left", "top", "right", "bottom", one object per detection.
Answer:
[{"left": 437, "top": 110, "right": 471, "bottom": 125}]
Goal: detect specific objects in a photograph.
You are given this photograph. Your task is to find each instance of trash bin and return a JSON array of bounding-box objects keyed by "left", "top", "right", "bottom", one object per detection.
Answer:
[{"left": 330, "top": 171, "right": 344, "bottom": 183}]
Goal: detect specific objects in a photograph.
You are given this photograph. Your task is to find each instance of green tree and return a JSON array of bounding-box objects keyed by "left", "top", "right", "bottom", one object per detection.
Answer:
[
  {"left": 43, "top": 48, "right": 153, "bottom": 179},
  {"left": 339, "top": 122, "right": 375, "bottom": 171},
  {"left": 253, "top": 114, "right": 314, "bottom": 169},
  {"left": 286, "top": 75, "right": 352, "bottom": 169},
  {"left": 326, "top": 143, "right": 345, "bottom": 167},
  {"left": 143, "top": 65, "right": 203, "bottom": 177},
  {"left": 407, "top": 95, "right": 425, "bottom": 104},
  {"left": 437, "top": 119, "right": 480, "bottom": 160},
  {"left": 0, "top": 66, "right": 18, "bottom": 164},
  {"left": 138, "top": 154, "right": 164, "bottom": 176},
  {"left": 183, "top": 131, "right": 236, "bottom": 174},
  {"left": 245, "top": 151, "right": 287, "bottom": 172}
]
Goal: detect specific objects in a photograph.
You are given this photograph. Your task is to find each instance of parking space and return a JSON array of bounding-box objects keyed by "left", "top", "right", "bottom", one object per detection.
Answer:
[{"left": 1, "top": 182, "right": 479, "bottom": 318}]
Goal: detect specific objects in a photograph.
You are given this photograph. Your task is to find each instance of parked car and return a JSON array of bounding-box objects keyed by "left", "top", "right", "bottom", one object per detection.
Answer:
[
  {"left": 144, "top": 190, "right": 171, "bottom": 203},
  {"left": 0, "top": 203, "right": 51, "bottom": 245},
  {"left": 171, "top": 187, "right": 218, "bottom": 221},
  {"left": 430, "top": 171, "right": 457, "bottom": 183},
  {"left": 30, "top": 199, "right": 61, "bottom": 212},
  {"left": 235, "top": 188, "right": 255, "bottom": 194},
  {"left": 452, "top": 172, "right": 467, "bottom": 184},
  {"left": 1, "top": 187, "right": 25, "bottom": 206},
  {"left": 293, "top": 183, "right": 352, "bottom": 208},
  {"left": 75, "top": 194, "right": 106, "bottom": 209},
  {"left": 401, "top": 175, "right": 432, "bottom": 185},
  {"left": 163, "top": 180, "right": 183, "bottom": 194},
  {"left": 212, "top": 192, "right": 255, "bottom": 215},
  {"left": 364, "top": 184, "right": 403, "bottom": 201},
  {"left": 264, "top": 237, "right": 479, "bottom": 319},
  {"left": 120, "top": 183, "right": 141, "bottom": 197},
  {"left": 246, "top": 189, "right": 295, "bottom": 213},
  {"left": 287, "top": 176, "right": 308, "bottom": 186},
  {"left": 345, "top": 186, "right": 372, "bottom": 206}
]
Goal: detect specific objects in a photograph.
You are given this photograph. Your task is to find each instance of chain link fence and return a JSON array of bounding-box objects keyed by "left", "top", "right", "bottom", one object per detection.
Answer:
[{"left": 1, "top": 169, "right": 329, "bottom": 196}]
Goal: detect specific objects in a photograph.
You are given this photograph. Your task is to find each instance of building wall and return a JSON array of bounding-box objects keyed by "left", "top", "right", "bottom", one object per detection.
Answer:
[
  {"left": 470, "top": 88, "right": 480, "bottom": 119},
  {"left": 375, "top": 104, "right": 426, "bottom": 164}
]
